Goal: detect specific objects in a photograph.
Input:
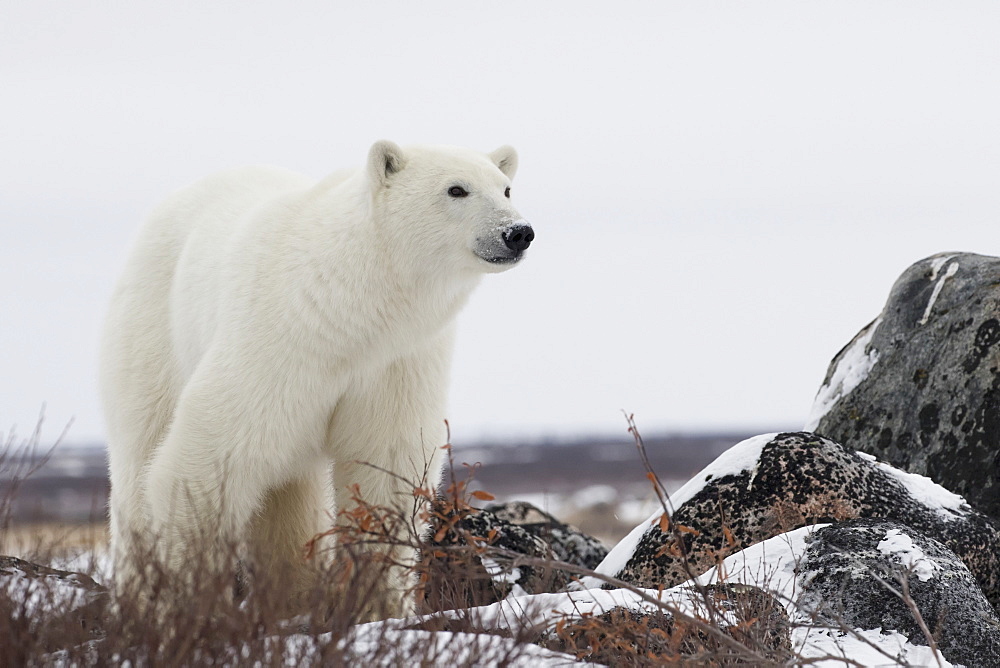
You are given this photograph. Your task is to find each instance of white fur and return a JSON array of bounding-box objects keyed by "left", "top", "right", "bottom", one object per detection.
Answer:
[{"left": 99, "top": 142, "right": 529, "bottom": 611}]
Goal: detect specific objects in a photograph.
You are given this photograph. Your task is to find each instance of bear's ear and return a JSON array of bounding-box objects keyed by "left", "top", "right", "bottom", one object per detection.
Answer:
[
  {"left": 367, "top": 140, "right": 406, "bottom": 188},
  {"left": 489, "top": 145, "right": 518, "bottom": 180}
]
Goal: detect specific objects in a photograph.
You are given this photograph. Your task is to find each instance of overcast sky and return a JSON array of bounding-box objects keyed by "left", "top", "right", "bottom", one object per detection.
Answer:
[{"left": 2, "top": 2, "right": 999, "bottom": 447}]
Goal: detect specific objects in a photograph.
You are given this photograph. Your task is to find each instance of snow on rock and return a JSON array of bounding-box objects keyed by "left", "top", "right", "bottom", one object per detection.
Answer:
[
  {"left": 353, "top": 580, "right": 790, "bottom": 663},
  {"left": 875, "top": 462, "right": 968, "bottom": 521},
  {"left": 876, "top": 528, "right": 939, "bottom": 582},
  {"left": 668, "top": 432, "right": 778, "bottom": 511},
  {"left": 422, "top": 500, "right": 609, "bottom": 608},
  {"left": 481, "top": 556, "right": 522, "bottom": 585},
  {"left": 918, "top": 255, "right": 959, "bottom": 326},
  {"left": 699, "top": 531, "right": 960, "bottom": 665},
  {"left": 804, "top": 317, "right": 881, "bottom": 431},
  {"left": 442, "top": 584, "right": 707, "bottom": 633},
  {"left": 485, "top": 500, "right": 608, "bottom": 570}
]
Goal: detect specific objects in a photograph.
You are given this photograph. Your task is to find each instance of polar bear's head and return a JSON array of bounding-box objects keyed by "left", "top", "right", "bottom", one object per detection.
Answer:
[{"left": 366, "top": 141, "right": 533, "bottom": 275}]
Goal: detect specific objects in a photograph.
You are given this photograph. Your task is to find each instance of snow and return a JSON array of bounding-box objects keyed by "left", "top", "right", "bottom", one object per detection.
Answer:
[
  {"left": 919, "top": 257, "right": 959, "bottom": 326},
  {"left": 854, "top": 450, "right": 968, "bottom": 520},
  {"left": 876, "top": 463, "right": 968, "bottom": 521},
  {"left": 696, "top": 524, "right": 824, "bottom": 616},
  {"left": 382, "top": 522, "right": 956, "bottom": 666},
  {"left": 334, "top": 628, "right": 583, "bottom": 667},
  {"left": 481, "top": 556, "right": 522, "bottom": 585},
  {"left": 804, "top": 318, "right": 882, "bottom": 431},
  {"left": 668, "top": 433, "right": 778, "bottom": 510},
  {"left": 236, "top": 626, "right": 585, "bottom": 667},
  {"left": 0, "top": 563, "right": 97, "bottom": 619},
  {"left": 793, "top": 627, "right": 958, "bottom": 668},
  {"left": 583, "top": 433, "right": 777, "bottom": 585},
  {"left": 877, "top": 529, "right": 940, "bottom": 582},
  {"left": 449, "top": 585, "right": 712, "bottom": 631},
  {"left": 928, "top": 254, "right": 955, "bottom": 279}
]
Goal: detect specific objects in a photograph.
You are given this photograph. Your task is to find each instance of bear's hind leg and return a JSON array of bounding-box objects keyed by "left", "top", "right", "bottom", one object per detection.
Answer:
[
  {"left": 245, "top": 472, "right": 332, "bottom": 612},
  {"left": 105, "top": 374, "right": 179, "bottom": 597}
]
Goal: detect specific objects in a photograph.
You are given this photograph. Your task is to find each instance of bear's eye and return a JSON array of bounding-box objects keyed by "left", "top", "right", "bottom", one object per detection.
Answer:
[
  {"left": 448, "top": 186, "right": 469, "bottom": 198},
  {"left": 504, "top": 187, "right": 511, "bottom": 198}
]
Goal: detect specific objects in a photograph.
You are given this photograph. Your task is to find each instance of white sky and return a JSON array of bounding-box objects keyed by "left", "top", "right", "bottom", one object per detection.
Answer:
[{"left": 2, "top": 1, "right": 999, "bottom": 446}]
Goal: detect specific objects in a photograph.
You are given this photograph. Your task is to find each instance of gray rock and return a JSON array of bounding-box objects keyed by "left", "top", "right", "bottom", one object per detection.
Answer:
[
  {"left": 421, "top": 500, "right": 607, "bottom": 609},
  {"left": 485, "top": 500, "right": 608, "bottom": 570},
  {"left": 597, "top": 432, "right": 1000, "bottom": 608},
  {"left": 809, "top": 252, "right": 1000, "bottom": 522},
  {"left": 799, "top": 519, "right": 1000, "bottom": 667}
]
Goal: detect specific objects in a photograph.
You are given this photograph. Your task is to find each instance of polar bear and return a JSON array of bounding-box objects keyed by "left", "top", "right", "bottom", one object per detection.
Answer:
[{"left": 99, "top": 141, "right": 532, "bottom": 613}]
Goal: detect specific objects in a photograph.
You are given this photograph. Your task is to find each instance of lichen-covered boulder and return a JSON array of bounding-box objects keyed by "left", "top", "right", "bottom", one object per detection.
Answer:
[
  {"left": 485, "top": 501, "right": 608, "bottom": 570},
  {"left": 420, "top": 500, "right": 607, "bottom": 610},
  {"left": 588, "top": 432, "right": 1000, "bottom": 608},
  {"left": 799, "top": 519, "right": 1000, "bottom": 667},
  {"left": 694, "top": 521, "right": 1000, "bottom": 667},
  {"left": 808, "top": 252, "right": 1000, "bottom": 522}
]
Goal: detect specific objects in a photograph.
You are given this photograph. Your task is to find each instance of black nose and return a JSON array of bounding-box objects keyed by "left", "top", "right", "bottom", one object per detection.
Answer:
[{"left": 502, "top": 223, "right": 534, "bottom": 252}]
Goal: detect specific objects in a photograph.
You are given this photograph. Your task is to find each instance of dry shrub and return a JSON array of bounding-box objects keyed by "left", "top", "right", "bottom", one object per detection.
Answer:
[{"left": 547, "top": 584, "right": 792, "bottom": 667}]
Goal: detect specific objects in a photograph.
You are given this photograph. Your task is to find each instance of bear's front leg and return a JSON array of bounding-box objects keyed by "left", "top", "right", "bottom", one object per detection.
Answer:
[{"left": 327, "top": 334, "right": 453, "bottom": 619}]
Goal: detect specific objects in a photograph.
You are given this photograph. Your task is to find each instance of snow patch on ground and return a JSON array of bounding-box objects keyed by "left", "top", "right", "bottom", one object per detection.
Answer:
[
  {"left": 793, "top": 627, "right": 957, "bottom": 667},
  {"left": 450, "top": 585, "right": 716, "bottom": 632},
  {"left": 261, "top": 627, "right": 583, "bottom": 667},
  {"left": 877, "top": 528, "right": 940, "bottom": 582},
  {"left": 804, "top": 318, "right": 882, "bottom": 431},
  {"left": 336, "top": 628, "right": 582, "bottom": 667}
]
